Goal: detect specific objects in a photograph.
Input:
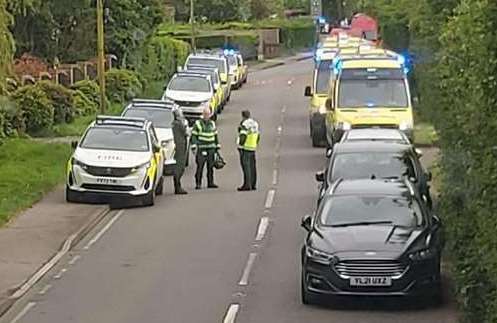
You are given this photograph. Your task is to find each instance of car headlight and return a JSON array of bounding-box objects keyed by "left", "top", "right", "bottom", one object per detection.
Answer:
[
  {"left": 337, "top": 121, "right": 352, "bottom": 130},
  {"left": 305, "top": 246, "right": 337, "bottom": 265},
  {"left": 71, "top": 158, "right": 89, "bottom": 171},
  {"left": 399, "top": 121, "right": 413, "bottom": 131},
  {"left": 131, "top": 161, "right": 151, "bottom": 173},
  {"left": 408, "top": 235, "right": 437, "bottom": 261}
]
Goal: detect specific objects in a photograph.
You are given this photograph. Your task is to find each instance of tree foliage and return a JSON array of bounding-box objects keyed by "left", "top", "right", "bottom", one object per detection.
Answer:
[{"left": 0, "top": 0, "right": 14, "bottom": 91}]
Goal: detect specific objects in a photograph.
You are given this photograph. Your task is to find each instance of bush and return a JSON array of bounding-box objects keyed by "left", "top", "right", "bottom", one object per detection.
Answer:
[
  {"left": 12, "top": 85, "right": 54, "bottom": 135},
  {"left": 0, "top": 96, "right": 22, "bottom": 138},
  {"left": 71, "top": 80, "right": 101, "bottom": 107},
  {"left": 73, "top": 90, "right": 98, "bottom": 116},
  {"left": 34, "top": 81, "right": 76, "bottom": 124},
  {"left": 280, "top": 25, "right": 315, "bottom": 50},
  {"left": 105, "top": 69, "right": 143, "bottom": 104}
]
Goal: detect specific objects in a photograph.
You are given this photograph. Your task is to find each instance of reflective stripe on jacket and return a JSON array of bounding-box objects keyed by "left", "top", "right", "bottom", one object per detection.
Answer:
[
  {"left": 238, "top": 118, "right": 260, "bottom": 151},
  {"left": 192, "top": 119, "right": 220, "bottom": 149}
]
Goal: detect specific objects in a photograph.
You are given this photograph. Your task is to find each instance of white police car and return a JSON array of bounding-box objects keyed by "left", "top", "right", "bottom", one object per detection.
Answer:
[{"left": 66, "top": 116, "right": 164, "bottom": 206}]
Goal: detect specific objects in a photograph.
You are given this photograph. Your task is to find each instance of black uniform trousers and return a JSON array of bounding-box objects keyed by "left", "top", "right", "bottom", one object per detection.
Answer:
[
  {"left": 239, "top": 149, "right": 257, "bottom": 189},
  {"left": 195, "top": 148, "right": 216, "bottom": 186}
]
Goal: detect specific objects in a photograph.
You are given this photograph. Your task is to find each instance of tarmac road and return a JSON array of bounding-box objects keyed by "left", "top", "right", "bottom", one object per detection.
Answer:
[{"left": 0, "top": 60, "right": 458, "bottom": 323}]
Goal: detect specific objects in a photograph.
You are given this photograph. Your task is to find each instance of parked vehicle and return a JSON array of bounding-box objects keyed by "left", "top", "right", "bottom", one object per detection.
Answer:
[
  {"left": 66, "top": 116, "right": 164, "bottom": 206},
  {"left": 301, "top": 179, "right": 443, "bottom": 305}
]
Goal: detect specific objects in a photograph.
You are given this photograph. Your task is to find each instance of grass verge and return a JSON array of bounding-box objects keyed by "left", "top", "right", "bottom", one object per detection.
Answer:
[{"left": 0, "top": 139, "right": 72, "bottom": 226}]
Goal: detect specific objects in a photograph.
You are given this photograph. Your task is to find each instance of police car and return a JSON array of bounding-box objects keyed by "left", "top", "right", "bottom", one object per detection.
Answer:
[
  {"left": 66, "top": 116, "right": 165, "bottom": 206},
  {"left": 122, "top": 99, "right": 190, "bottom": 176}
]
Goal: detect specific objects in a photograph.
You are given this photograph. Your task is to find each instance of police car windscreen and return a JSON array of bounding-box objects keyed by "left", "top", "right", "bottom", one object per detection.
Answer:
[
  {"left": 319, "top": 196, "right": 423, "bottom": 228},
  {"left": 188, "top": 58, "right": 226, "bottom": 74},
  {"left": 227, "top": 55, "right": 237, "bottom": 66},
  {"left": 338, "top": 79, "right": 408, "bottom": 108},
  {"left": 123, "top": 109, "right": 174, "bottom": 128},
  {"left": 169, "top": 76, "right": 210, "bottom": 92},
  {"left": 80, "top": 128, "right": 149, "bottom": 152},
  {"left": 329, "top": 152, "right": 415, "bottom": 182},
  {"left": 315, "top": 60, "right": 333, "bottom": 94}
]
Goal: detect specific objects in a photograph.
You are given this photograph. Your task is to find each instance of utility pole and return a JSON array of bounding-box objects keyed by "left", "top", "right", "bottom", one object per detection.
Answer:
[
  {"left": 96, "top": 0, "right": 107, "bottom": 114},
  {"left": 190, "top": 0, "right": 196, "bottom": 52}
]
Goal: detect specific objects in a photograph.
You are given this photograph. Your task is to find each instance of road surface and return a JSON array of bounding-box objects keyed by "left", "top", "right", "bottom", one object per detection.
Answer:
[{"left": 0, "top": 60, "right": 458, "bottom": 323}]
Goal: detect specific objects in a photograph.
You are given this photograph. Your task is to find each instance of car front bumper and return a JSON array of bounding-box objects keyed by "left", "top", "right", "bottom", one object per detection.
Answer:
[{"left": 302, "top": 258, "right": 440, "bottom": 298}]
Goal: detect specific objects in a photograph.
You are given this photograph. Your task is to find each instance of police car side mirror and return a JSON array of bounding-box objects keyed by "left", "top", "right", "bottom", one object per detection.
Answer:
[
  {"left": 177, "top": 66, "right": 183, "bottom": 72},
  {"left": 304, "top": 86, "right": 312, "bottom": 97},
  {"left": 415, "top": 148, "right": 423, "bottom": 157},
  {"left": 153, "top": 145, "right": 161, "bottom": 153},
  {"left": 301, "top": 215, "right": 313, "bottom": 232},
  {"left": 426, "top": 171, "right": 433, "bottom": 182},
  {"left": 71, "top": 140, "right": 78, "bottom": 149},
  {"left": 326, "top": 149, "right": 333, "bottom": 158}
]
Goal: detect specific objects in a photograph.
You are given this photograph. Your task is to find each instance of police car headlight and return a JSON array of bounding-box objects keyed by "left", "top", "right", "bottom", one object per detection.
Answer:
[
  {"left": 399, "top": 122, "right": 413, "bottom": 131},
  {"left": 132, "top": 161, "right": 151, "bottom": 173},
  {"left": 337, "top": 122, "right": 352, "bottom": 130},
  {"left": 71, "top": 158, "right": 89, "bottom": 171}
]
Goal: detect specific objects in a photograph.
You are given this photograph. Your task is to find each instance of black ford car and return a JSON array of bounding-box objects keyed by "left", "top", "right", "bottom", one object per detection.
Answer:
[{"left": 301, "top": 179, "right": 443, "bottom": 305}]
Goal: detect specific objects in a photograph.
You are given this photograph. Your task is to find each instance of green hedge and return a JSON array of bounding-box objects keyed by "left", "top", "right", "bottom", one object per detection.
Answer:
[
  {"left": 105, "top": 68, "right": 143, "bottom": 104},
  {"left": 71, "top": 80, "right": 101, "bottom": 107},
  {"left": 12, "top": 85, "right": 54, "bottom": 135},
  {"left": 34, "top": 81, "right": 76, "bottom": 124}
]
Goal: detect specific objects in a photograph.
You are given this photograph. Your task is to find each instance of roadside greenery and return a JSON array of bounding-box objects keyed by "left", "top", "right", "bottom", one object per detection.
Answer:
[
  {"left": 343, "top": 0, "right": 497, "bottom": 321},
  {"left": 0, "top": 139, "right": 72, "bottom": 225}
]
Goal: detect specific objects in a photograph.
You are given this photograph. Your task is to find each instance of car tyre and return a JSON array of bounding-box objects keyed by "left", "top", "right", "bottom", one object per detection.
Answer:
[
  {"left": 143, "top": 187, "right": 155, "bottom": 206},
  {"left": 156, "top": 176, "right": 164, "bottom": 196},
  {"left": 301, "top": 271, "right": 319, "bottom": 305}
]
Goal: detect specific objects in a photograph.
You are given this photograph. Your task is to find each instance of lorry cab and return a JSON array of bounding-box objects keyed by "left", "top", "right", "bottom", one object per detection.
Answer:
[{"left": 325, "top": 52, "right": 414, "bottom": 146}]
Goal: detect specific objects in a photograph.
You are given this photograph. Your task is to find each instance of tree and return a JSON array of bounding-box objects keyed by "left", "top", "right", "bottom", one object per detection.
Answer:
[{"left": 0, "top": 0, "right": 14, "bottom": 93}]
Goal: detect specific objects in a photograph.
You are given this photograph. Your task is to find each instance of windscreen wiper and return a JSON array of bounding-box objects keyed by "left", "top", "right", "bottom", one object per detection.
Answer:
[{"left": 331, "top": 221, "right": 393, "bottom": 228}]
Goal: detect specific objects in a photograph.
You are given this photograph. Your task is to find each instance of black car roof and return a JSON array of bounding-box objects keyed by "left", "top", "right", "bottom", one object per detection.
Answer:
[
  {"left": 332, "top": 141, "right": 412, "bottom": 154},
  {"left": 330, "top": 179, "right": 415, "bottom": 197}
]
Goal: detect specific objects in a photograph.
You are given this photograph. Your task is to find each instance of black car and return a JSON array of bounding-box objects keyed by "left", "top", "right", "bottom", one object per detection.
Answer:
[
  {"left": 317, "top": 142, "right": 432, "bottom": 208},
  {"left": 301, "top": 179, "right": 443, "bottom": 305}
]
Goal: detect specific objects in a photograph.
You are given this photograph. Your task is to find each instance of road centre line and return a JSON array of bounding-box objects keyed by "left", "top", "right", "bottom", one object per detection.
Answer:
[
  {"left": 255, "top": 217, "right": 270, "bottom": 241},
  {"left": 238, "top": 253, "right": 257, "bottom": 286},
  {"left": 83, "top": 210, "right": 124, "bottom": 250},
  {"left": 265, "top": 190, "right": 276, "bottom": 209},
  {"left": 272, "top": 169, "right": 278, "bottom": 186},
  {"left": 53, "top": 268, "right": 67, "bottom": 280},
  {"left": 10, "top": 302, "right": 36, "bottom": 323},
  {"left": 223, "top": 304, "right": 240, "bottom": 323}
]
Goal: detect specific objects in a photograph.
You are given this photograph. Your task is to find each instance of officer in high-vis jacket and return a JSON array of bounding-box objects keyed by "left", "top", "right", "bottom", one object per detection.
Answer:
[
  {"left": 191, "top": 107, "right": 220, "bottom": 190},
  {"left": 237, "top": 110, "right": 260, "bottom": 191}
]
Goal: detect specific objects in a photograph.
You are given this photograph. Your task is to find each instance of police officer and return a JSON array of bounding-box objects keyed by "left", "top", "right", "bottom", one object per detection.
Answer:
[
  {"left": 172, "top": 109, "right": 188, "bottom": 195},
  {"left": 237, "top": 110, "right": 260, "bottom": 191},
  {"left": 191, "top": 107, "right": 220, "bottom": 189}
]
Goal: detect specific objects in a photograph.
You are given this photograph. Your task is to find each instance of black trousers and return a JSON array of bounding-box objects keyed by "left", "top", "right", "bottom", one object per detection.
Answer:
[
  {"left": 239, "top": 149, "right": 257, "bottom": 189},
  {"left": 195, "top": 149, "right": 215, "bottom": 186}
]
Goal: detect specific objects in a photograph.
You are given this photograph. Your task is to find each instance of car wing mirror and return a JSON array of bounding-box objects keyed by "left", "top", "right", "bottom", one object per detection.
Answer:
[
  {"left": 304, "top": 86, "right": 312, "bottom": 97},
  {"left": 315, "top": 171, "right": 325, "bottom": 182},
  {"left": 153, "top": 145, "right": 161, "bottom": 153},
  {"left": 415, "top": 148, "right": 423, "bottom": 157},
  {"left": 325, "top": 98, "right": 334, "bottom": 110},
  {"left": 326, "top": 148, "right": 333, "bottom": 158},
  {"left": 301, "top": 214, "right": 313, "bottom": 232},
  {"left": 432, "top": 215, "right": 442, "bottom": 228},
  {"left": 71, "top": 140, "right": 78, "bottom": 149},
  {"left": 177, "top": 66, "right": 183, "bottom": 72},
  {"left": 426, "top": 171, "right": 433, "bottom": 182}
]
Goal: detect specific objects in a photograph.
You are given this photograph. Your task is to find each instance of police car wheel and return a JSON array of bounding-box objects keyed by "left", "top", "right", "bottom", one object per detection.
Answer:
[
  {"left": 155, "top": 176, "right": 164, "bottom": 196},
  {"left": 143, "top": 188, "right": 155, "bottom": 206}
]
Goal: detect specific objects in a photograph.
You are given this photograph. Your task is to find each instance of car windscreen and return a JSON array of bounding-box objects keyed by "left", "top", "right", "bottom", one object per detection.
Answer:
[
  {"left": 80, "top": 128, "right": 149, "bottom": 152},
  {"left": 187, "top": 58, "right": 226, "bottom": 74},
  {"left": 338, "top": 79, "right": 408, "bottom": 108},
  {"left": 123, "top": 108, "right": 173, "bottom": 128},
  {"left": 329, "top": 152, "right": 415, "bottom": 182},
  {"left": 188, "top": 70, "right": 219, "bottom": 86},
  {"left": 315, "top": 60, "right": 333, "bottom": 94},
  {"left": 227, "top": 55, "right": 237, "bottom": 66},
  {"left": 320, "top": 196, "right": 424, "bottom": 227},
  {"left": 168, "top": 76, "right": 211, "bottom": 92}
]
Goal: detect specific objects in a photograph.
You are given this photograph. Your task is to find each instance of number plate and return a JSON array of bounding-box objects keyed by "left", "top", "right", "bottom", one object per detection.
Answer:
[
  {"left": 350, "top": 277, "right": 392, "bottom": 287},
  {"left": 96, "top": 178, "right": 118, "bottom": 185}
]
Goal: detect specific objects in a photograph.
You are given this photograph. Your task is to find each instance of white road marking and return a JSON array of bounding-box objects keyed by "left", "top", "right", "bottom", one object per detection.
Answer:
[
  {"left": 272, "top": 169, "right": 278, "bottom": 185},
  {"left": 53, "top": 268, "right": 67, "bottom": 279},
  {"left": 38, "top": 284, "right": 52, "bottom": 295},
  {"left": 68, "top": 255, "right": 81, "bottom": 266},
  {"left": 84, "top": 210, "right": 124, "bottom": 250},
  {"left": 265, "top": 190, "right": 276, "bottom": 209},
  {"left": 281, "top": 106, "right": 287, "bottom": 114},
  {"left": 238, "top": 253, "right": 257, "bottom": 286},
  {"left": 223, "top": 304, "right": 240, "bottom": 323},
  {"left": 10, "top": 302, "right": 36, "bottom": 323},
  {"left": 277, "top": 125, "right": 283, "bottom": 135},
  {"left": 255, "top": 217, "right": 270, "bottom": 241}
]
